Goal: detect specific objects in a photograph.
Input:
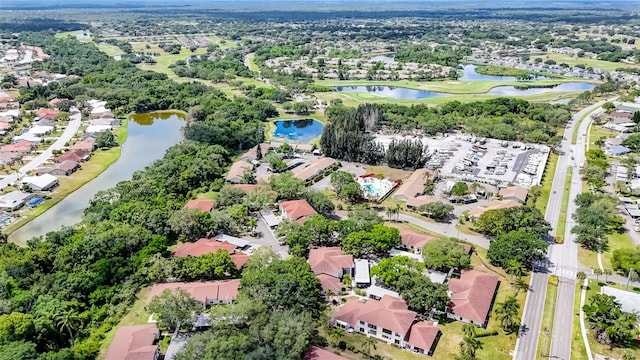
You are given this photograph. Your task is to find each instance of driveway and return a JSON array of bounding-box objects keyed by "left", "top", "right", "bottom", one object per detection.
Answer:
[
  {"left": 0, "top": 108, "right": 82, "bottom": 190},
  {"left": 251, "top": 216, "right": 289, "bottom": 259}
]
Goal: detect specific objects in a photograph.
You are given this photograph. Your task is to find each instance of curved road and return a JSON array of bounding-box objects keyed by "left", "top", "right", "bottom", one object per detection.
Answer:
[
  {"left": 514, "top": 99, "right": 609, "bottom": 360},
  {"left": 0, "top": 109, "right": 81, "bottom": 189}
]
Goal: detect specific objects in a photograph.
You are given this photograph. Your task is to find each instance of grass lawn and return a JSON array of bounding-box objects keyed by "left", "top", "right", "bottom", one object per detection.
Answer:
[
  {"left": 96, "top": 43, "right": 125, "bottom": 57},
  {"left": 363, "top": 165, "right": 412, "bottom": 181},
  {"left": 535, "top": 153, "right": 559, "bottom": 213},
  {"left": 601, "top": 232, "right": 636, "bottom": 271},
  {"left": 55, "top": 30, "right": 89, "bottom": 40},
  {"left": 537, "top": 276, "right": 559, "bottom": 357},
  {"left": 571, "top": 282, "right": 589, "bottom": 360},
  {"left": 542, "top": 53, "right": 640, "bottom": 72},
  {"left": 555, "top": 167, "right": 573, "bottom": 243},
  {"left": 138, "top": 47, "right": 208, "bottom": 76},
  {"left": 98, "top": 287, "right": 153, "bottom": 358},
  {"left": 588, "top": 124, "right": 617, "bottom": 150},
  {"left": 4, "top": 120, "right": 128, "bottom": 236},
  {"left": 247, "top": 53, "right": 260, "bottom": 71}
]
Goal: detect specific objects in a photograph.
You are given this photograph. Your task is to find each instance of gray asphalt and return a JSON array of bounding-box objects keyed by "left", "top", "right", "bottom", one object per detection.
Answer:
[{"left": 514, "top": 100, "right": 608, "bottom": 360}]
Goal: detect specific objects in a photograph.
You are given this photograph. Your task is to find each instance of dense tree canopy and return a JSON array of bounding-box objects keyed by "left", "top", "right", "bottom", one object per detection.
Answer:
[
  {"left": 487, "top": 229, "right": 548, "bottom": 268},
  {"left": 475, "top": 206, "right": 550, "bottom": 238}
]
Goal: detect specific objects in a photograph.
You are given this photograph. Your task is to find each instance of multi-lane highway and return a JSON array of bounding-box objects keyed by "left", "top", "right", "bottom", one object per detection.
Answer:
[{"left": 514, "top": 100, "right": 607, "bottom": 360}]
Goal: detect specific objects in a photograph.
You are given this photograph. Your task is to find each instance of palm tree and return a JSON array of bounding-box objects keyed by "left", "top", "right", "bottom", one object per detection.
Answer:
[
  {"left": 393, "top": 203, "right": 402, "bottom": 222},
  {"left": 513, "top": 277, "right": 530, "bottom": 296},
  {"left": 342, "top": 274, "right": 353, "bottom": 290},
  {"left": 459, "top": 323, "right": 481, "bottom": 358},
  {"left": 328, "top": 327, "right": 345, "bottom": 348},
  {"left": 593, "top": 268, "right": 603, "bottom": 282},
  {"left": 576, "top": 271, "right": 587, "bottom": 287},
  {"left": 462, "top": 323, "right": 476, "bottom": 338},
  {"left": 494, "top": 296, "right": 520, "bottom": 334},
  {"left": 604, "top": 269, "right": 612, "bottom": 283},
  {"left": 56, "top": 308, "right": 80, "bottom": 341},
  {"left": 506, "top": 259, "right": 526, "bottom": 283},
  {"left": 362, "top": 336, "right": 377, "bottom": 359}
]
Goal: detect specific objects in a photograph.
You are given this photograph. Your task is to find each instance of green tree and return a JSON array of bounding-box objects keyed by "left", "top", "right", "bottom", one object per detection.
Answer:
[
  {"left": 488, "top": 229, "right": 548, "bottom": 269},
  {"left": 304, "top": 190, "right": 335, "bottom": 214},
  {"left": 148, "top": 289, "right": 201, "bottom": 332},
  {"left": 268, "top": 172, "right": 306, "bottom": 200},
  {"left": 95, "top": 130, "right": 117, "bottom": 149},
  {"left": 167, "top": 209, "right": 214, "bottom": 242},
  {"left": 583, "top": 293, "right": 639, "bottom": 346},
  {"left": 577, "top": 271, "right": 587, "bottom": 283},
  {"left": 475, "top": 206, "right": 550, "bottom": 238},
  {"left": 417, "top": 201, "right": 454, "bottom": 222},
  {"left": 602, "top": 102, "right": 616, "bottom": 113},
  {"left": 342, "top": 224, "right": 401, "bottom": 258},
  {"left": 494, "top": 296, "right": 520, "bottom": 334},
  {"left": 55, "top": 308, "right": 80, "bottom": 341},
  {"left": 450, "top": 182, "right": 468, "bottom": 196},
  {"left": 265, "top": 152, "right": 287, "bottom": 173},
  {"left": 0, "top": 312, "right": 35, "bottom": 342},
  {"left": 370, "top": 256, "right": 425, "bottom": 288},
  {"left": 0, "top": 342, "right": 37, "bottom": 360},
  {"left": 421, "top": 237, "right": 471, "bottom": 271},
  {"left": 362, "top": 336, "right": 377, "bottom": 359},
  {"left": 328, "top": 327, "right": 345, "bottom": 348}
]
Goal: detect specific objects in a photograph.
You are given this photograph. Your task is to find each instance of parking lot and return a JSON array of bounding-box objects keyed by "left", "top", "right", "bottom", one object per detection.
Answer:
[{"left": 375, "top": 134, "right": 549, "bottom": 188}]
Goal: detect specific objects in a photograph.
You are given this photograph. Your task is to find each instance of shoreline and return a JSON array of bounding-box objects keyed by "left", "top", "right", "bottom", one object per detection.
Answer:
[{"left": 4, "top": 118, "right": 130, "bottom": 237}]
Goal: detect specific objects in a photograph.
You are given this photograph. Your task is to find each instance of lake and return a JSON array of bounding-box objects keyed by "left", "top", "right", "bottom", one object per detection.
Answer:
[
  {"left": 459, "top": 64, "right": 550, "bottom": 81},
  {"left": 487, "top": 82, "right": 596, "bottom": 96},
  {"left": 273, "top": 119, "right": 324, "bottom": 143},
  {"left": 9, "top": 111, "right": 185, "bottom": 245},
  {"left": 334, "top": 85, "right": 447, "bottom": 100}
]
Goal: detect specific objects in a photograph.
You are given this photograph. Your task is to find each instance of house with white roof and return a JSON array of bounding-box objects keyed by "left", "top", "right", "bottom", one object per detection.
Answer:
[{"left": 21, "top": 174, "right": 58, "bottom": 191}]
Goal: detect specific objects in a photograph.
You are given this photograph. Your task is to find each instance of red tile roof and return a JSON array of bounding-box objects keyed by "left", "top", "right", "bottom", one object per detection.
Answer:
[
  {"left": 399, "top": 229, "right": 435, "bottom": 249},
  {"left": 394, "top": 168, "right": 433, "bottom": 200},
  {"left": 173, "top": 239, "right": 237, "bottom": 258},
  {"left": 36, "top": 107, "right": 59, "bottom": 120},
  {"left": 70, "top": 138, "right": 96, "bottom": 152},
  {"left": 304, "top": 346, "right": 349, "bottom": 360},
  {"left": 309, "top": 247, "right": 353, "bottom": 276},
  {"left": 54, "top": 149, "right": 90, "bottom": 163},
  {"left": 336, "top": 295, "right": 417, "bottom": 336},
  {"left": 231, "top": 253, "right": 251, "bottom": 269},
  {"left": 147, "top": 280, "right": 240, "bottom": 304},
  {"left": 448, "top": 270, "right": 499, "bottom": 325},
  {"left": 406, "top": 321, "right": 439, "bottom": 352},
  {"left": 183, "top": 199, "right": 216, "bottom": 212},
  {"left": 317, "top": 273, "right": 344, "bottom": 294},
  {"left": 48, "top": 98, "right": 67, "bottom": 106},
  {"left": 498, "top": 185, "right": 528, "bottom": 203},
  {"left": 279, "top": 199, "right": 317, "bottom": 221},
  {"left": 0, "top": 140, "right": 34, "bottom": 153},
  {"left": 104, "top": 324, "right": 159, "bottom": 360}
]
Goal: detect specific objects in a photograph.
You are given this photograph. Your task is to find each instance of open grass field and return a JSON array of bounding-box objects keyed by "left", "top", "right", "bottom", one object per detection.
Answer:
[
  {"left": 138, "top": 47, "right": 208, "bottom": 76},
  {"left": 588, "top": 124, "right": 617, "bottom": 150},
  {"left": 4, "top": 120, "right": 128, "bottom": 235},
  {"left": 55, "top": 30, "right": 90, "bottom": 40},
  {"left": 247, "top": 53, "right": 260, "bottom": 71},
  {"left": 96, "top": 43, "right": 125, "bottom": 57},
  {"left": 542, "top": 53, "right": 640, "bottom": 72}
]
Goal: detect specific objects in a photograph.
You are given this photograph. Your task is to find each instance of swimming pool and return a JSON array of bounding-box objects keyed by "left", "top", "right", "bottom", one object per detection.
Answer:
[{"left": 358, "top": 177, "right": 397, "bottom": 202}]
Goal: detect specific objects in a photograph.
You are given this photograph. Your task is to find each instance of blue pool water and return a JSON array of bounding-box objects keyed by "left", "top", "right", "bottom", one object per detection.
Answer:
[
  {"left": 362, "top": 183, "right": 383, "bottom": 196},
  {"left": 273, "top": 119, "right": 324, "bottom": 143},
  {"left": 334, "top": 86, "right": 446, "bottom": 99}
]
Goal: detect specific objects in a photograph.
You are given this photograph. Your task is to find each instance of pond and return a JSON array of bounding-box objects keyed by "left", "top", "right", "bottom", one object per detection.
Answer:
[
  {"left": 9, "top": 111, "right": 185, "bottom": 245},
  {"left": 273, "top": 119, "right": 324, "bottom": 143},
  {"left": 487, "top": 82, "right": 596, "bottom": 96},
  {"left": 334, "top": 85, "right": 447, "bottom": 100},
  {"left": 458, "top": 64, "right": 549, "bottom": 81}
]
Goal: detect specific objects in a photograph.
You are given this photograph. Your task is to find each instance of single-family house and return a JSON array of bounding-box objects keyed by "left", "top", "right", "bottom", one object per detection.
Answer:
[
  {"left": 104, "top": 325, "right": 160, "bottom": 360},
  {"left": 48, "top": 98, "right": 68, "bottom": 107},
  {"left": 232, "top": 184, "right": 266, "bottom": 192},
  {"left": 399, "top": 229, "right": 435, "bottom": 255},
  {"left": 183, "top": 199, "right": 216, "bottom": 212},
  {"left": 70, "top": 138, "right": 96, "bottom": 152},
  {"left": 0, "top": 153, "right": 20, "bottom": 165},
  {"left": 0, "top": 140, "right": 34, "bottom": 154},
  {"left": 225, "top": 160, "right": 253, "bottom": 184},
  {"left": 173, "top": 238, "right": 249, "bottom": 270},
  {"left": 35, "top": 118, "right": 55, "bottom": 127},
  {"left": 393, "top": 168, "right": 433, "bottom": 201},
  {"left": 468, "top": 199, "right": 521, "bottom": 219},
  {"left": 35, "top": 107, "right": 59, "bottom": 121},
  {"left": 607, "top": 144, "right": 632, "bottom": 157},
  {"left": 86, "top": 125, "right": 112, "bottom": 134},
  {"left": 147, "top": 280, "right": 241, "bottom": 306},
  {"left": 447, "top": 270, "right": 499, "bottom": 327},
  {"left": 21, "top": 174, "right": 58, "bottom": 191},
  {"left": 55, "top": 149, "right": 90, "bottom": 163},
  {"left": 335, "top": 295, "right": 440, "bottom": 355},
  {"left": 406, "top": 195, "right": 437, "bottom": 209},
  {"left": 354, "top": 259, "right": 371, "bottom": 287},
  {"left": 0, "top": 190, "right": 34, "bottom": 211},
  {"left": 50, "top": 160, "right": 80, "bottom": 176},
  {"left": 309, "top": 247, "right": 354, "bottom": 293},
  {"left": 279, "top": 199, "right": 317, "bottom": 222},
  {"left": 292, "top": 157, "right": 337, "bottom": 182},
  {"left": 90, "top": 110, "right": 115, "bottom": 119},
  {"left": 240, "top": 143, "right": 271, "bottom": 162},
  {"left": 498, "top": 185, "right": 528, "bottom": 203}
]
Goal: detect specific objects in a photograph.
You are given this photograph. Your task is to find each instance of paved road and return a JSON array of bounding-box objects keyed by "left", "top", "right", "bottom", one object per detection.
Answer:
[
  {"left": 514, "top": 100, "right": 607, "bottom": 360},
  {"left": 394, "top": 213, "right": 490, "bottom": 249},
  {"left": 0, "top": 109, "right": 82, "bottom": 189}
]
